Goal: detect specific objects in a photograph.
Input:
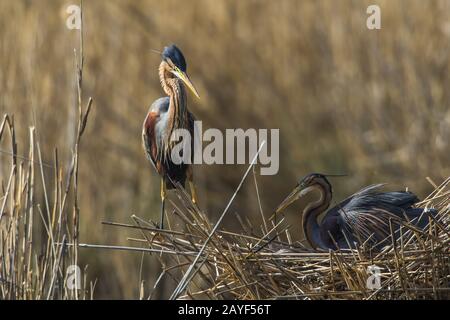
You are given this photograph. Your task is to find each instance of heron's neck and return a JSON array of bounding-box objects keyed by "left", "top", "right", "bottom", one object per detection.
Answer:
[
  {"left": 159, "top": 63, "right": 188, "bottom": 141},
  {"left": 302, "top": 182, "right": 332, "bottom": 250}
]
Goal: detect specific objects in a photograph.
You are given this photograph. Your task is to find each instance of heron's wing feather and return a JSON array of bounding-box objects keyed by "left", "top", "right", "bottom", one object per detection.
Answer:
[
  {"left": 330, "top": 185, "right": 420, "bottom": 245},
  {"left": 142, "top": 98, "right": 170, "bottom": 174},
  {"left": 142, "top": 111, "right": 159, "bottom": 172},
  {"left": 324, "top": 184, "right": 386, "bottom": 220}
]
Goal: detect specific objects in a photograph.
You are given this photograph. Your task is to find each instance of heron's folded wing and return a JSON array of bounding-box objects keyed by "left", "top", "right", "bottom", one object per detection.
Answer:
[
  {"left": 336, "top": 185, "right": 419, "bottom": 244},
  {"left": 142, "top": 111, "right": 160, "bottom": 172}
]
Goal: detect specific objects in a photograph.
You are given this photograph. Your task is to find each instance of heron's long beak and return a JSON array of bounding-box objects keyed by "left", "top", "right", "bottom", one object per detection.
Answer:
[
  {"left": 274, "top": 185, "right": 302, "bottom": 215},
  {"left": 270, "top": 185, "right": 313, "bottom": 220},
  {"left": 172, "top": 70, "right": 200, "bottom": 99}
]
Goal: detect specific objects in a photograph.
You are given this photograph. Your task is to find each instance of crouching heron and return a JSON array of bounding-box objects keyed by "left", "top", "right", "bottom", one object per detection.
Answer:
[
  {"left": 273, "top": 173, "right": 436, "bottom": 250},
  {"left": 142, "top": 44, "right": 200, "bottom": 229}
]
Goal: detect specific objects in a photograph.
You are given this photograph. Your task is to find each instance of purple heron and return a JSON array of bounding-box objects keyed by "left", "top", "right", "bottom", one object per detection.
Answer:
[
  {"left": 274, "top": 173, "right": 436, "bottom": 250},
  {"left": 142, "top": 44, "right": 200, "bottom": 228}
]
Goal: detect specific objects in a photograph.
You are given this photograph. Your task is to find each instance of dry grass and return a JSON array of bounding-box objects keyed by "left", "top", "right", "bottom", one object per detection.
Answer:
[
  {"left": 104, "top": 173, "right": 449, "bottom": 300},
  {"left": 0, "top": 110, "right": 94, "bottom": 299}
]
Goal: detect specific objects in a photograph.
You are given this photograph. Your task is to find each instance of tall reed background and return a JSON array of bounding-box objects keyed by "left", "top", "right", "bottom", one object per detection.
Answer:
[{"left": 0, "top": 0, "right": 449, "bottom": 299}]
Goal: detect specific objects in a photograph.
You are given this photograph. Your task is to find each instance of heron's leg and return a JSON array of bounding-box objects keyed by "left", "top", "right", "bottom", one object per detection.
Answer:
[{"left": 160, "top": 177, "right": 166, "bottom": 229}]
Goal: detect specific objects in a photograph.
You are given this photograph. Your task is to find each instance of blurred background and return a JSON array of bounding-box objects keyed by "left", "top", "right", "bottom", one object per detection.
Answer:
[{"left": 0, "top": 0, "right": 449, "bottom": 299}]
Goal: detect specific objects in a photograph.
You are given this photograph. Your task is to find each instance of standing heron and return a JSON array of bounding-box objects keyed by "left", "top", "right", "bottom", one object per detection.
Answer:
[
  {"left": 142, "top": 44, "right": 200, "bottom": 229},
  {"left": 273, "top": 173, "right": 436, "bottom": 250}
]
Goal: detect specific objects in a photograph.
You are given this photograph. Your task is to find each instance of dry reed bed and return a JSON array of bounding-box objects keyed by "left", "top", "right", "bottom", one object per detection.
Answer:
[
  {"left": 2, "top": 110, "right": 448, "bottom": 300},
  {"left": 0, "top": 113, "right": 87, "bottom": 299},
  {"left": 0, "top": 16, "right": 92, "bottom": 298},
  {"left": 0, "top": 106, "right": 93, "bottom": 300},
  {"left": 117, "top": 176, "right": 449, "bottom": 300}
]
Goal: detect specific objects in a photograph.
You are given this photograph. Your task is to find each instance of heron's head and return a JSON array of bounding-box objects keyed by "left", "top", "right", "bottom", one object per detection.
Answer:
[
  {"left": 161, "top": 44, "right": 200, "bottom": 98},
  {"left": 274, "top": 173, "right": 331, "bottom": 215}
]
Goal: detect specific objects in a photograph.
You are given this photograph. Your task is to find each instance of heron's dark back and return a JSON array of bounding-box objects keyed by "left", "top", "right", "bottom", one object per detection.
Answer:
[{"left": 322, "top": 185, "right": 435, "bottom": 249}]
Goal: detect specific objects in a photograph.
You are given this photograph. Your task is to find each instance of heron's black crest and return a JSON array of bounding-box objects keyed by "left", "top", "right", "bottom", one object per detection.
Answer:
[
  {"left": 162, "top": 44, "right": 187, "bottom": 72},
  {"left": 298, "top": 173, "right": 333, "bottom": 193},
  {"left": 299, "top": 173, "right": 326, "bottom": 185}
]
